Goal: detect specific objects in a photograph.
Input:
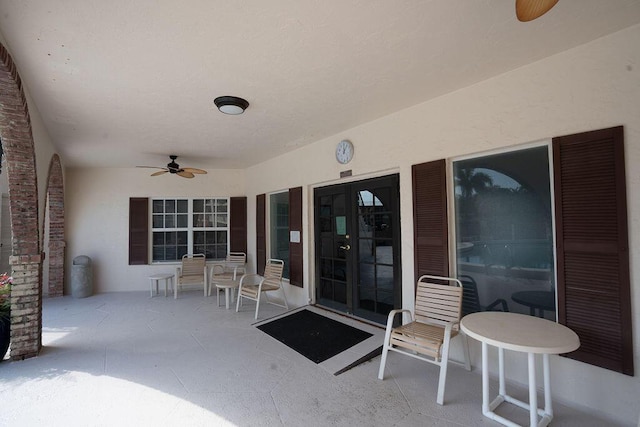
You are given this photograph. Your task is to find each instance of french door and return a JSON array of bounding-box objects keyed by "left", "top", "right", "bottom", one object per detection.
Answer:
[{"left": 314, "top": 174, "right": 401, "bottom": 324}]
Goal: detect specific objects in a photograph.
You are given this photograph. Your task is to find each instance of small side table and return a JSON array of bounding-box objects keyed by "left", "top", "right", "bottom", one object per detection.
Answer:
[
  {"left": 215, "top": 281, "right": 239, "bottom": 309},
  {"left": 149, "top": 273, "right": 174, "bottom": 297}
]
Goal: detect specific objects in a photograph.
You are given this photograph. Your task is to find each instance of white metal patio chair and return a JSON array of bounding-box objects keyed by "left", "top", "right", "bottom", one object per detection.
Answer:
[
  {"left": 378, "top": 274, "right": 471, "bottom": 405},
  {"left": 174, "top": 253, "right": 207, "bottom": 299},
  {"left": 235, "top": 258, "right": 288, "bottom": 319}
]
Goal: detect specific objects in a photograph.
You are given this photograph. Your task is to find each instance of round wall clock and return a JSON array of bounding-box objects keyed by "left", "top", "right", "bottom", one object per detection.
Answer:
[{"left": 335, "top": 139, "right": 354, "bottom": 164}]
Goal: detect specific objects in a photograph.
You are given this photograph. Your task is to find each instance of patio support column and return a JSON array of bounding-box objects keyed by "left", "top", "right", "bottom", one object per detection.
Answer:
[
  {"left": 0, "top": 41, "right": 43, "bottom": 360},
  {"left": 9, "top": 254, "right": 43, "bottom": 359}
]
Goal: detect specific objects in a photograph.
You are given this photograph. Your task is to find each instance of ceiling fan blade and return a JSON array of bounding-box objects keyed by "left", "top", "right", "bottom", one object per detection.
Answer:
[
  {"left": 516, "top": 0, "right": 559, "bottom": 22},
  {"left": 137, "top": 165, "right": 166, "bottom": 170},
  {"left": 182, "top": 167, "right": 207, "bottom": 174},
  {"left": 177, "top": 171, "right": 195, "bottom": 178},
  {"left": 151, "top": 170, "right": 168, "bottom": 176}
]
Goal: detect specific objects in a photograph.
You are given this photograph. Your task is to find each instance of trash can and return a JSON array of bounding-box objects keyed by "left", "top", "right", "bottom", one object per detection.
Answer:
[{"left": 71, "top": 255, "right": 93, "bottom": 298}]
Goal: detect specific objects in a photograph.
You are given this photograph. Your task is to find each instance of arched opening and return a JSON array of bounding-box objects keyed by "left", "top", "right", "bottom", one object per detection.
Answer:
[{"left": 0, "top": 42, "right": 43, "bottom": 360}]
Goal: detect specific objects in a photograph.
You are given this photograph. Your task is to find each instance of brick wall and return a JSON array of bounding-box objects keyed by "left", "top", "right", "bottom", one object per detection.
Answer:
[
  {"left": 0, "top": 42, "right": 43, "bottom": 360},
  {"left": 45, "top": 154, "right": 65, "bottom": 297}
]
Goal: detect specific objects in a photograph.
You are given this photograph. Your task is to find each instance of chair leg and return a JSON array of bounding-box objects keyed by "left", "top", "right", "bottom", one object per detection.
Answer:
[
  {"left": 254, "top": 294, "right": 261, "bottom": 320},
  {"left": 216, "top": 287, "right": 221, "bottom": 307},
  {"left": 280, "top": 287, "right": 288, "bottom": 309},
  {"left": 378, "top": 321, "right": 394, "bottom": 380},
  {"left": 377, "top": 342, "right": 390, "bottom": 380},
  {"left": 436, "top": 332, "right": 453, "bottom": 405}
]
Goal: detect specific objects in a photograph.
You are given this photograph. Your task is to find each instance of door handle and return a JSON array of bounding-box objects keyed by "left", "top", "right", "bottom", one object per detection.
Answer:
[{"left": 339, "top": 244, "right": 351, "bottom": 250}]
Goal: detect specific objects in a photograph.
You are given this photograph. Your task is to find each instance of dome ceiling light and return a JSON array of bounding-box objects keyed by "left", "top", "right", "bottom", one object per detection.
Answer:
[{"left": 214, "top": 96, "right": 249, "bottom": 115}]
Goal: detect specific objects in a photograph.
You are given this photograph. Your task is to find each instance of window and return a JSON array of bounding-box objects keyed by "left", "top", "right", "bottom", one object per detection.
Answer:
[
  {"left": 151, "top": 198, "right": 228, "bottom": 262},
  {"left": 453, "top": 146, "right": 555, "bottom": 319},
  {"left": 269, "top": 192, "right": 290, "bottom": 279}
]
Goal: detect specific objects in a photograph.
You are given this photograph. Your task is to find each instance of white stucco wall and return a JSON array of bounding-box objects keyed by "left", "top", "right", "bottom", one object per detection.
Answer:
[
  {"left": 242, "top": 24, "right": 640, "bottom": 424},
  {"left": 65, "top": 168, "right": 245, "bottom": 294}
]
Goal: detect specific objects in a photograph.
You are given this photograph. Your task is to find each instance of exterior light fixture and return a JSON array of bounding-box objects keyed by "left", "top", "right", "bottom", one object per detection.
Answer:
[{"left": 214, "top": 96, "right": 249, "bottom": 115}]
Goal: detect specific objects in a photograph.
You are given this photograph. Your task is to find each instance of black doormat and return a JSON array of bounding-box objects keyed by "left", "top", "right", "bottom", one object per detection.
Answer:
[{"left": 257, "top": 309, "right": 373, "bottom": 364}]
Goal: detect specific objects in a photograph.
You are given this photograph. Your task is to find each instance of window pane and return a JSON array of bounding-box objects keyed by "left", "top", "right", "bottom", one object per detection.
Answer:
[
  {"left": 453, "top": 146, "right": 555, "bottom": 320},
  {"left": 193, "top": 214, "right": 204, "bottom": 227},
  {"left": 270, "top": 192, "right": 290, "bottom": 279},
  {"left": 165, "top": 200, "right": 175, "bottom": 213},
  {"left": 165, "top": 215, "right": 175, "bottom": 228},
  {"left": 177, "top": 246, "right": 188, "bottom": 258},
  {"left": 153, "top": 232, "right": 164, "bottom": 245},
  {"left": 152, "top": 246, "right": 164, "bottom": 261},
  {"left": 216, "top": 214, "right": 227, "bottom": 227},
  {"left": 152, "top": 215, "right": 164, "bottom": 228},
  {"left": 165, "top": 246, "right": 177, "bottom": 261},
  {"left": 217, "top": 199, "right": 228, "bottom": 212},
  {"left": 152, "top": 200, "right": 164, "bottom": 213},
  {"left": 177, "top": 200, "right": 188, "bottom": 213},
  {"left": 194, "top": 231, "right": 204, "bottom": 244},
  {"left": 177, "top": 231, "right": 188, "bottom": 245},
  {"left": 214, "top": 245, "right": 227, "bottom": 259},
  {"left": 193, "top": 199, "right": 204, "bottom": 212},
  {"left": 176, "top": 214, "right": 188, "bottom": 228}
]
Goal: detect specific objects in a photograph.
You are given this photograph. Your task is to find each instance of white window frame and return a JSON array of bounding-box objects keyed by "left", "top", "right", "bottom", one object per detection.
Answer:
[{"left": 150, "top": 197, "right": 230, "bottom": 263}]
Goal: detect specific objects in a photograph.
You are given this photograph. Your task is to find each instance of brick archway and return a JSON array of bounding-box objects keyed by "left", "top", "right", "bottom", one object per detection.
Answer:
[
  {"left": 44, "top": 154, "right": 65, "bottom": 297},
  {"left": 0, "top": 42, "right": 43, "bottom": 359}
]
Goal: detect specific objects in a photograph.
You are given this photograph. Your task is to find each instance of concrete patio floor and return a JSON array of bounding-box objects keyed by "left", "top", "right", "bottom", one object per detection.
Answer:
[{"left": 0, "top": 292, "right": 627, "bottom": 426}]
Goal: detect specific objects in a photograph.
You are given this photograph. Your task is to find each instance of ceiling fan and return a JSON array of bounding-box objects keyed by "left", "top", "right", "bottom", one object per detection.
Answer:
[
  {"left": 516, "top": 0, "right": 559, "bottom": 22},
  {"left": 137, "top": 155, "right": 207, "bottom": 179}
]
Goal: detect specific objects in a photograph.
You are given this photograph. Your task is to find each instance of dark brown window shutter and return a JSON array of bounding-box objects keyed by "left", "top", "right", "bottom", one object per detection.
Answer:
[
  {"left": 289, "top": 186, "right": 303, "bottom": 288},
  {"left": 129, "top": 197, "right": 148, "bottom": 265},
  {"left": 553, "top": 126, "right": 633, "bottom": 375},
  {"left": 412, "top": 159, "right": 449, "bottom": 283},
  {"left": 256, "top": 193, "right": 266, "bottom": 274},
  {"left": 229, "top": 197, "right": 247, "bottom": 253}
]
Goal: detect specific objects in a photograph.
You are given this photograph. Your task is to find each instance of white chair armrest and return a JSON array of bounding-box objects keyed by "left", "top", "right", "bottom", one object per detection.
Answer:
[{"left": 385, "top": 309, "right": 413, "bottom": 331}]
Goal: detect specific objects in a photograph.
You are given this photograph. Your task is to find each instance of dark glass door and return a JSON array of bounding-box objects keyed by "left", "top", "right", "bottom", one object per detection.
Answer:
[{"left": 314, "top": 174, "right": 401, "bottom": 324}]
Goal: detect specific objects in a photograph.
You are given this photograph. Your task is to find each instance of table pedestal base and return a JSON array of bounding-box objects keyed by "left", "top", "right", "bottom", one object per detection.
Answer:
[{"left": 482, "top": 343, "right": 553, "bottom": 427}]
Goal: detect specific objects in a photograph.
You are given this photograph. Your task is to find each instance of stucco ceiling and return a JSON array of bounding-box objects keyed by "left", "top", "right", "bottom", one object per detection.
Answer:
[{"left": 0, "top": 1, "right": 639, "bottom": 170}]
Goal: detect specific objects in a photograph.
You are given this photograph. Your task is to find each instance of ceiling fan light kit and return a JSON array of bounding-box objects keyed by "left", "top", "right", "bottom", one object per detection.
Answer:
[
  {"left": 137, "top": 155, "right": 207, "bottom": 179},
  {"left": 516, "top": 0, "right": 559, "bottom": 22},
  {"left": 214, "top": 96, "right": 250, "bottom": 115}
]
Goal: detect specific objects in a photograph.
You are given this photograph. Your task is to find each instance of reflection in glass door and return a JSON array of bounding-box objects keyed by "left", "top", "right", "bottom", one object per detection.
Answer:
[{"left": 314, "top": 174, "right": 401, "bottom": 324}]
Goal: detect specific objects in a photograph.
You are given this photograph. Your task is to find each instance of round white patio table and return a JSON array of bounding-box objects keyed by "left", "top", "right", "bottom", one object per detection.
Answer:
[{"left": 460, "top": 312, "right": 580, "bottom": 427}]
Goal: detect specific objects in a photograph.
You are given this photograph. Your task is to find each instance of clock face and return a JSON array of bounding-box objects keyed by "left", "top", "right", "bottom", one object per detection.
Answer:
[{"left": 336, "top": 140, "right": 354, "bottom": 164}]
